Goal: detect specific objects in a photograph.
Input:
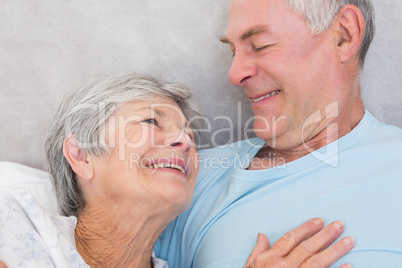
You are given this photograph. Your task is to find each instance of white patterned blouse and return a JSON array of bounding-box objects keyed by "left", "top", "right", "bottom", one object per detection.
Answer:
[{"left": 0, "top": 186, "right": 168, "bottom": 267}]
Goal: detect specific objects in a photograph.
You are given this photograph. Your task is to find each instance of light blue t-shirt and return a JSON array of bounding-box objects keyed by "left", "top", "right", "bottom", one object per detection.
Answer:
[{"left": 155, "top": 111, "right": 402, "bottom": 268}]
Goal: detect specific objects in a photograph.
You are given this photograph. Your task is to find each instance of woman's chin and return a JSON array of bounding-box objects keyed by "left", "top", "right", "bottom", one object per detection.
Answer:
[{"left": 159, "top": 189, "right": 192, "bottom": 214}]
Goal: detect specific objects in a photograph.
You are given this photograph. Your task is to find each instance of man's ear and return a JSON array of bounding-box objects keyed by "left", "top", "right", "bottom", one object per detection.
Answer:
[
  {"left": 63, "top": 134, "right": 95, "bottom": 181},
  {"left": 334, "top": 5, "right": 365, "bottom": 63}
]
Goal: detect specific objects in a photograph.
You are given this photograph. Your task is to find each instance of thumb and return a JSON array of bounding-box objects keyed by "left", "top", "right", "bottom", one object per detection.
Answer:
[
  {"left": 256, "top": 232, "right": 270, "bottom": 251},
  {"left": 244, "top": 233, "right": 271, "bottom": 267}
]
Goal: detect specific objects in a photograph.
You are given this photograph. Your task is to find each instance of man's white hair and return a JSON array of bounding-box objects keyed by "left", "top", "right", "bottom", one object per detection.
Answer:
[{"left": 287, "top": 0, "right": 375, "bottom": 65}]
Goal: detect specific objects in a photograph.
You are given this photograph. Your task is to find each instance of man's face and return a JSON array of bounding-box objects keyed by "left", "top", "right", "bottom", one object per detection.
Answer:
[{"left": 223, "top": 0, "right": 344, "bottom": 150}]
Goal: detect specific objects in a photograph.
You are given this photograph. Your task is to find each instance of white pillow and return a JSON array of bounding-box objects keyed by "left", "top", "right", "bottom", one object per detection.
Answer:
[{"left": 0, "top": 161, "right": 59, "bottom": 214}]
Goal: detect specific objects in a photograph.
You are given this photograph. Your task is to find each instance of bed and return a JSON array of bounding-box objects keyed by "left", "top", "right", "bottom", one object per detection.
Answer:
[{"left": 0, "top": 0, "right": 401, "bottom": 220}]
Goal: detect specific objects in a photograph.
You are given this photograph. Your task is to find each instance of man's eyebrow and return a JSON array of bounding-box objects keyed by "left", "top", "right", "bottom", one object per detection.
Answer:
[
  {"left": 219, "top": 35, "right": 231, "bottom": 44},
  {"left": 219, "top": 25, "right": 270, "bottom": 44},
  {"left": 241, "top": 26, "right": 270, "bottom": 40}
]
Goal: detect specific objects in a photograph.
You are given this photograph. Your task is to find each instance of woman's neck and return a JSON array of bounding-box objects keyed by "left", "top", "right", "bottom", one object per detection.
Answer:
[{"left": 74, "top": 204, "right": 168, "bottom": 268}]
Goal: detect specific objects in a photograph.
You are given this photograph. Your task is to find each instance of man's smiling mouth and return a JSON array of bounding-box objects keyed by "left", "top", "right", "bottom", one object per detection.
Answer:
[{"left": 251, "top": 90, "right": 280, "bottom": 102}]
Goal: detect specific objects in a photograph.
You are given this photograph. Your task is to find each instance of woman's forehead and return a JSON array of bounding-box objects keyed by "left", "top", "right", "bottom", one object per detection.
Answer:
[
  {"left": 116, "top": 97, "right": 180, "bottom": 114},
  {"left": 114, "top": 98, "right": 187, "bottom": 123}
]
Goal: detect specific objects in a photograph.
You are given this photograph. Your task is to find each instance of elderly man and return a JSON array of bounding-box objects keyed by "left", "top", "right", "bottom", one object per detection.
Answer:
[{"left": 155, "top": 0, "right": 402, "bottom": 267}]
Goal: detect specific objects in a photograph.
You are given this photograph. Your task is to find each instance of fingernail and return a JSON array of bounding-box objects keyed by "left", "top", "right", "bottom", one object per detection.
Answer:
[
  {"left": 257, "top": 232, "right": 261, "bottom": 242},
  {"left": 312, "top": 217, "right": 324, "bottom": 226},
  {"left": 333, "top": 220, "right": 344, "bottom": 230},
  {"left": 342, "top": 236, "right": 354, "bottom": 247},
  {"left": 342, "top": 264, "right": 352, "bottom": 268}
]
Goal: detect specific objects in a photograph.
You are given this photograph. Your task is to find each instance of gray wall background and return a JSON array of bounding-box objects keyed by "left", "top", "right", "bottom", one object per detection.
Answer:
[{"left": 1, "top": 0, "right": 401, "bottom": 170}]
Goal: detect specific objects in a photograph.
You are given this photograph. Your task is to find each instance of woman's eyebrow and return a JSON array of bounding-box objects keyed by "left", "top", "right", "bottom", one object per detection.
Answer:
[{"left": 153, "top": 108, "right": 166, "bottom": 118}]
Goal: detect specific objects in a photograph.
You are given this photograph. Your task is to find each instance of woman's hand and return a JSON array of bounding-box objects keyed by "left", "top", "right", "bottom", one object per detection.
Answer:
[
  {"left": 0, "top": 261, "right": 7, "bottom": 268},
  {"left": 244, "top": 218, "right": 353, "bottom": 268}
]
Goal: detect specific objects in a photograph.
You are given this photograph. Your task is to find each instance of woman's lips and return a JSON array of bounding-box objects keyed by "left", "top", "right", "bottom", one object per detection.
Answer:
[{"left": 145, "top": 158, "right": 187, "bottom": 175}]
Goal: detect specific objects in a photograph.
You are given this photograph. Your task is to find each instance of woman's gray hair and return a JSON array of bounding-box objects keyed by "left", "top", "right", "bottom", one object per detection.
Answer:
[
  {"left": 45, "top": 72, "right": 204, "bottom": 217},
  {"left": 287, "top": 0, "right": 375, "bottom": 66}
]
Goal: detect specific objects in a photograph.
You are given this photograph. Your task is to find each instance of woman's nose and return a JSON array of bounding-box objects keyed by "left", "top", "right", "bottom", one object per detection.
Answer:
[{"left": 164, "top": 128, "right": 192, "bottom": 153}]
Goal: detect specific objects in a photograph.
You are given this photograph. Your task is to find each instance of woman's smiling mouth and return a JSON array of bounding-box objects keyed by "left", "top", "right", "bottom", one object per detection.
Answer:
[{"left": 145, "top": 158, "right": 188, "bottom": 176}]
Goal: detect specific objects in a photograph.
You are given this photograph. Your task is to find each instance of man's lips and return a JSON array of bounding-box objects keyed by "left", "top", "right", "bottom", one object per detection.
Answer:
[
  {"left": 249, "top": 90, "right": 281, "bottom": 103},
  {"left": 145, "top": 158, "right": 188, "bottom": 175}
]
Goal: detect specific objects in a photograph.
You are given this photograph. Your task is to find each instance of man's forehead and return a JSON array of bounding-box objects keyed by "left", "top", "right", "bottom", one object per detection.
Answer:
[
  {"left": 222, "top": 0, "right": 299, "bottom": 44},
  {"left": 223, "top": 0, "right": 282, "bottom": 39}
]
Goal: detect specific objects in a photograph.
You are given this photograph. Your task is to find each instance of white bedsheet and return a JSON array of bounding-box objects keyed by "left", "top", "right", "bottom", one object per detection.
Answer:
[
  {"left": 0, "top": 186, "right": 88, "bottom": 267},
  {"left": 0, "top": 162, "right": 58, "bottom": 213}
]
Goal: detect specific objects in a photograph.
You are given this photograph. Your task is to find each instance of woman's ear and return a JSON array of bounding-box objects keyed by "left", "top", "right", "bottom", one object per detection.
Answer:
[
  {"left": 63, "top": 134, "right": 95, "bottom": 181},
  {"left": 333, "top": 5, "right": 365, "bottom": 63}
]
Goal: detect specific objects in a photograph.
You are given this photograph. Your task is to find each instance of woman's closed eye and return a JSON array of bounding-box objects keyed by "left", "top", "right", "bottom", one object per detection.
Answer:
[
  {"left": 141, "top": 118, "right": 158, "bottom": 126},
  {"left": 184, "top": 127, "right": 195, "bottom": 143},
  {"left": 186, "top": 132, "right": 194, "bottom": 142}
]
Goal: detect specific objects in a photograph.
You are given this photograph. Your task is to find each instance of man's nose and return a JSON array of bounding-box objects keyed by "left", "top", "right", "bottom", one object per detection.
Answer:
[{"left": 228, "top": 53, "right": 257, "bottom": 86}]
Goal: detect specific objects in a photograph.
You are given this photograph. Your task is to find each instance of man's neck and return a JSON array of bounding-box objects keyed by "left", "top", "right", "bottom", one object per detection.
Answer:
[
  {"left": 248, "top": 108, "right": 365, "bottom": 170},
  {"left": 248, "top": 144, "right": 311, "bottom": 170}
]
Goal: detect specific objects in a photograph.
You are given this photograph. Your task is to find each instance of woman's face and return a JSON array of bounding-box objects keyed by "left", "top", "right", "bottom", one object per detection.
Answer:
[{"left": 90, "top": 97, "right": 198, "bottom": 217}]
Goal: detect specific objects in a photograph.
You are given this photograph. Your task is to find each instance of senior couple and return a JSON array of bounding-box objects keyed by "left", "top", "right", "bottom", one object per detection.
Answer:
[{"left": 1, "top": 0, "right": 402, "bottom": 267}]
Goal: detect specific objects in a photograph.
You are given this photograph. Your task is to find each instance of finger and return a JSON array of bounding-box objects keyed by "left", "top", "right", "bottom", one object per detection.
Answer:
[
  {"left": 269, "top": 218, "right": 324, "bottom": 256},
  {"left": 244, "top": 233, "right": 271, "bottom": 267},
  {"left": 0, "top": 261, "right": 8, "bottom": 268},
  {"left": 300, "top": 236, "right": 354, "bottom": 268},
  {"left": 338, "top": 263, "right": 352, "bottom": 268},
  {"left": 286, "top": 220, "right": 345, "bottom": 266}
]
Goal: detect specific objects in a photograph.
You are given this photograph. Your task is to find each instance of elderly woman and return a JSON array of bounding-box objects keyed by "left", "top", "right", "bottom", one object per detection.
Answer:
[
  {"left": 46, "top": 72, "right": 201, "bottom": 267},
  {"left": 0, "top": 72, "right": 200, "bottom": 267},
  {"left": 0, "top": 73, "right": 351, "bottom": 267}
]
